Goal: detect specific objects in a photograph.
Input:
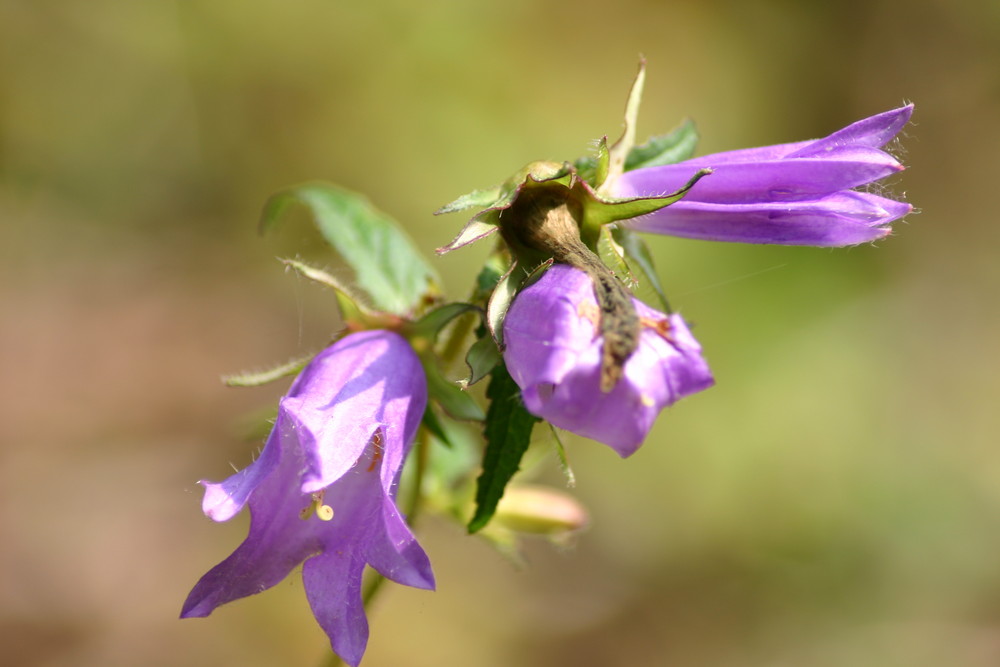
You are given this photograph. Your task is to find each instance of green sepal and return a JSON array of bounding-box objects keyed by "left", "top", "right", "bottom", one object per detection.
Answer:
[
  {"left": 487, "top": 258, "right": 552, "bottom": 347},
  {"left": 595, "top": 224, "right": 635, "bottom": 289},
  {"left": 473, "top": 250, "right": 508, "bottom": 301},
  {"left": 592, "top": 136, "right": 611, "bottom": 189},
  {"left": 625, "top": 118, "right": 699, "bottom": 170},
  {"left": 435, "top": 214, "right": 499, "bottom": 254},
  {"left": 280, "top": 258, "right": 373, "bottom": 323},
  {"left": 573, "top": 155, "right": 598, "bottom": 185},
  {"left": 260, "top": 182, "right": 440, "bottom": 315},
  {"left": 548, "top": 424, "right": 576, "bottom": 489},
  {"left": 612, "top": 226, "right": 671, "bottom": 311},
  {"left": 222, "top": 355, "right": 312, "bottom": 387},
  {"left": 462, "top": 333, "right": 502, "bottom": 388},
  {"left": 578, "top": 167, "right": 712, "bottom": 245},
  {"left": 435, "top": 186, "right": 503, "bottom": 215},
  {"left": 437, "top": 162, "right": 573, "bottom": 254},
  {"left": 486, "top": 260, "right": 520, "bottom": 347},
  {"left": 601, "top": 59, "right": 647, "bottom": 196},
  {"left": 594, "top": 223, "right": 670, "bottom": 313},
  {"left": 468, "top": 363, "right": 540, "bottom": 533},
  {"left": 424, "top": 360, "right": 486, "bottom": 422}
]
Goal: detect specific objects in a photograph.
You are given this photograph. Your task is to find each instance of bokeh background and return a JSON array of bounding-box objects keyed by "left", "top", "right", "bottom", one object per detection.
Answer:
[{"left": 3, "top": 1, "right": 999, "bottom": 665}]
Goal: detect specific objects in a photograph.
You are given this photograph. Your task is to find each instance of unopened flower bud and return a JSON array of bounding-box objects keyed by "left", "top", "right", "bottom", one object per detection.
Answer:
[{"left": 493, "top": 485, "right": 589, "bottom": 536}]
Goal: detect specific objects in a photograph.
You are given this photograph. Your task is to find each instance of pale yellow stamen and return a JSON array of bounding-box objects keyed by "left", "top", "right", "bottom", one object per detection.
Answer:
[{"left": 300, "top": 490, "right": 335, "bottom": 521}]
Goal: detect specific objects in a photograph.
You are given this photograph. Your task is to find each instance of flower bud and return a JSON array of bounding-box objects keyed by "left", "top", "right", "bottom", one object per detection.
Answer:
[{"left": 493, "top": 484, "right": 590, "bottom": 536}]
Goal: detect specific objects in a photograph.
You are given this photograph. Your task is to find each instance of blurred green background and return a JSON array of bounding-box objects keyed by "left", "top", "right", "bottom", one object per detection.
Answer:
[{"left": 2, "top": 1, "right": 999, "bottom": 665}]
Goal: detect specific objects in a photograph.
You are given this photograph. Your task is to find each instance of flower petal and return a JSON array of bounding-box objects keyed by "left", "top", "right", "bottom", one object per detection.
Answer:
[
  {"left": 788, "top": 104, "right": 914, "bottom": 156},
  {"left": 610, "top": 106, "right": 913, "bottom": 248},
  {"left": 622, "top": 192, "right": 907, "bottom": 246},
  {"left": 616, "top": 149, "right": 903, "bottom": 204},
  {"left": 303, "top": 550, "right": 369, "bottom": 667},
  {"left": 284, "top": 330, "right": 427, "bottom": 494},
  {"left": 365, "top": 496, "right": 435, "bottom": 589},
  {"left": 181, "top": 440, "right": 325, "bottom": 618},
  {"left": 504, "top": 265, "right": 713, "bottom": 456}
]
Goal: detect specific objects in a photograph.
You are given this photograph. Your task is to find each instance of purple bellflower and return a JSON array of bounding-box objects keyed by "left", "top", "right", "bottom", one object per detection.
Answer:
[
  {"left": 181, "top": 330, "right": 434, "bottom": 667},
  {"left": 613, "top": 105, "right": 913, "bottom": 246},
  {"left": 503, "top": 264, "right": 714, "bottom": 457}
]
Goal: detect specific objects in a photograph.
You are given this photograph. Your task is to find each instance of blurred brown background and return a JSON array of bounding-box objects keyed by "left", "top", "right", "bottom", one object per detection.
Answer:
[{"left": 2, "top": 0, "right": 998, "bottom": 665}]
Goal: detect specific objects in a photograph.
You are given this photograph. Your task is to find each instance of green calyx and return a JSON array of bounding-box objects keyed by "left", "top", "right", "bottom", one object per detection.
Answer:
[{"left": 436, "top": 157, "right": 708, "bottom": 256}]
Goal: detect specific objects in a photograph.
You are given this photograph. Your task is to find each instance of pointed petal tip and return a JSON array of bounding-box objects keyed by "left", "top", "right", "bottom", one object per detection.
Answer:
[
  {"left": 179, "top": 587, "right": 214, "bottom": 619},
  {"left": 199, "top": 480, "right": 245, "bottom": 522}
]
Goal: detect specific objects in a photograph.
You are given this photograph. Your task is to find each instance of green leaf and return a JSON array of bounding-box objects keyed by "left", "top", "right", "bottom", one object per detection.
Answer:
[
  {"left": 611, "top": 226, "right": 670, "bottom": 311},
  {"left": 625, "top": 118, "right": 699, "bottom": 170},
  {"left": 468, "top": 363, "right": 540, "bottom": 533},
  {"left": 222, "top": 355, "right": 312, "bottom": 387},
  {"left": 424, "top": 361, "right": 486, "bottom": 422},
  {"left": 462, "top": 333, "right": 502, "bottom": 387},
  {"left": 260, "top": 183, "right": 439, "bottom": 315}
]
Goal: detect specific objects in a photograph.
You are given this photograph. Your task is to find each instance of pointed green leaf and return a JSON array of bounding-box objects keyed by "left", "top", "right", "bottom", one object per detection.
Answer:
[
  {"left": 410, "top": 302, "right": 480, "bottom": 340},
  {"left": 462, "top": 333, "right": 502, "bottom": 387},
  {"left": 625, "top": 118, "right": 699, "bottom": 170},
  {"left": 435, "top": 186, "right": 503, "bottom": 215},
  {"left": 425, "top": 361, "right": 486, "bottom": 422},
  {"left": 223, "top": 355, "right": 312, "bottom": 387},
  {"left": 468, "top": 363, "right": 540, "bottom": 533},
  {"left": 260, "top": 183, "right": 439, "bottom": 315}
]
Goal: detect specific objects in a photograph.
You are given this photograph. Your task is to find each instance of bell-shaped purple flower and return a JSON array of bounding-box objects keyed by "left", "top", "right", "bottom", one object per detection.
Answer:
[
  {"left": 181, "top": 330, "right": 433, "bottom": 667},
  {"left": 503, "top": 264, "right": 714, "bottom": 457},
  {"left": 613, "top": 105, "right": 913, "bottom": 246}
]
